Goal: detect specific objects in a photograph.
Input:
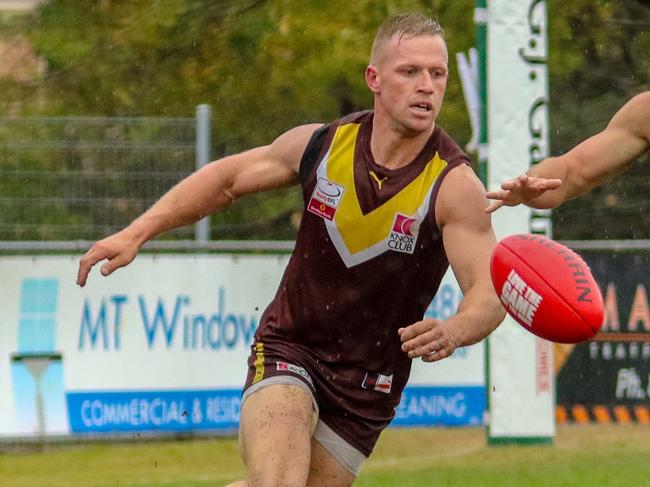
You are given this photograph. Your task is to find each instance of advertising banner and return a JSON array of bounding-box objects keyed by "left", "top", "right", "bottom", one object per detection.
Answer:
[
  {"left": 486, "top": 0, "right": 555, "bottom": 443},
  {"left": 1, "top": 255, "right": 286, "bottom": 437},
  {"left": 487, "top": 0, "right": 555, "bottom": 444},
  {"left": 0, "top": 255, "right": 485, "bottom": 439},
  {"left": 397, "top": 272, "right": 485, "bottom": 427},
  {"left": 556, "top": 251, "right": 650, "bottom": 423}
]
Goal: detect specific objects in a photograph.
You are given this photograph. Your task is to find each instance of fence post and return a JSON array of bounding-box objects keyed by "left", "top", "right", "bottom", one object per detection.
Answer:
[{"left": 195, "top": 104, "right": 212, "bottom": 241}]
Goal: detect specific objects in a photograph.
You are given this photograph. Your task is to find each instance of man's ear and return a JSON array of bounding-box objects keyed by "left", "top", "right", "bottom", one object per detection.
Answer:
[{"left": 365, "top": 65, "right": 380, "bottom": 94}]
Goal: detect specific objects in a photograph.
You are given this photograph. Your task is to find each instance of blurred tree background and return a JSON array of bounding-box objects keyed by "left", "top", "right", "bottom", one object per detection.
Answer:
[{"left": 0, "top": 0, "right": 648, "bottom": 240}]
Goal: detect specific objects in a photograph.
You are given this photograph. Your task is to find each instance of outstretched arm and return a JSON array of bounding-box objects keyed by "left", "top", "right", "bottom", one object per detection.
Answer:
[
  {"left": 77, "top": 123, "right": 322, "bottom": 286},
  {"left": 486, "top": 91, "right": 650, "bottom": 212},
  {"left": 399, "top": 165, "right": 505, "bottom": 362}
]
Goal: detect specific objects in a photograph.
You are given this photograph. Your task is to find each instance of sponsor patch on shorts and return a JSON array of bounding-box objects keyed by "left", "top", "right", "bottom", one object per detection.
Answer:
[
  {"left": 276, "top": 361, "right": 313, "bottom": 385},
  {"left": 361, "top": 372, "right": 393, "bottom": 394}
]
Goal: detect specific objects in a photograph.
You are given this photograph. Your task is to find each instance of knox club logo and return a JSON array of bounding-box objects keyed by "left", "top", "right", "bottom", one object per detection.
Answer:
[{"left": 388, "top": 213, "right": 420, "bottom": 254}]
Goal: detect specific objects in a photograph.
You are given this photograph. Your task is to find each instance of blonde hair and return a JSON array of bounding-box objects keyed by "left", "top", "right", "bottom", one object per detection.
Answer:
[{"left": 370, "top": 13, "right": 445, "bottom": 64}]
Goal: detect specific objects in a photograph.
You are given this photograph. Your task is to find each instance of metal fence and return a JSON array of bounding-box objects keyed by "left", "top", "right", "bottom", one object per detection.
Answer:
[
  {"left": 0, "top": 107, "right": 211, "bottom": 242},
  {"left": 2, "top": 108, "right": 646, "bottom": 253}
]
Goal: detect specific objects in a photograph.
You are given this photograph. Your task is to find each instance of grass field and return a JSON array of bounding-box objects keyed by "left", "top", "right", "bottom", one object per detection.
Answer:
[{"left": 2, "top": 424, "right": 649, "bottom": 486}]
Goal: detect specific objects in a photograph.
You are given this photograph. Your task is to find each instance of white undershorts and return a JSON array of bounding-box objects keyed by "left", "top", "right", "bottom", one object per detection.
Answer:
[{"left": 242, "top": 376, "right": 368, "bottom": 476}]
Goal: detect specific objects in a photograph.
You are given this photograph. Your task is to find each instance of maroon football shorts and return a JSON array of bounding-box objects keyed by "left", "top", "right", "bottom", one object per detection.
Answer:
[{"left": 242, "top": 339, "right": 403, "bottom": 458}]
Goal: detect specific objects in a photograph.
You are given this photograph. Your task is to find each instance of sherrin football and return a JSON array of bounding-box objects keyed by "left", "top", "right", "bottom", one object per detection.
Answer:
[{"left": 490, "top": 234, "right": 604, "bottom": 344}]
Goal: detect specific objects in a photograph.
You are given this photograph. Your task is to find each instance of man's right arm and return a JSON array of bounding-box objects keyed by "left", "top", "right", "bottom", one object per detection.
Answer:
[
  {"left": 486, "top": 91, "right": 650, "bottom": 211},
  {"left": 77, "top": 123, "right": 322, "bottom": 286}
]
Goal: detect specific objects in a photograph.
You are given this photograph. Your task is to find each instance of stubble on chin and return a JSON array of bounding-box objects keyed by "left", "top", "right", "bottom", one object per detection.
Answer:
[{"left": 390, "top": 116, "right": 434, "bottom": 139}]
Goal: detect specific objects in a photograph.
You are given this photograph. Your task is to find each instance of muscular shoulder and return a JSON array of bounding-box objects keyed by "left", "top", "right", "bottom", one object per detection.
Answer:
[
  {"left": 436, "top": 127, "right": 471, "bottom": 166},
  {"left": 629, "top": 91, "right": 650, "bottom": 113},
  {"left": 267, "top": 123, "right": 324, "bottom": 174},
  {"left": 435, "top": 164, "right": 489, "bottom": 228},
  {"left": 611, "top": 91, "right": 650, "bottom": 145},
  {"left": 630, "top": 92, "right": 650, "bottom": 143}
]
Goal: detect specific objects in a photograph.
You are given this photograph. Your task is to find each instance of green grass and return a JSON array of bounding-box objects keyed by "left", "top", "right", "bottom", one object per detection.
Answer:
[{"left": 1, "top": 424, "right": 648, "bottom": 486}]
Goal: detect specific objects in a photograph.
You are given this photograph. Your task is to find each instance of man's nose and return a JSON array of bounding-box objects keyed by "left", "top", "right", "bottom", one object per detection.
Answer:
[{"left": 417, "top": 71, "right": 434, "bottom": 93}]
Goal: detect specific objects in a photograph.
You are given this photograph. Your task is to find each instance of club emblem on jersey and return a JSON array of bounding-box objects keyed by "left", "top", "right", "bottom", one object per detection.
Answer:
[
  {"left": 307, "top": 177, "right": 346, "bottom": 221},
  {"left": 388, "top": 213, "right": 421, "bottom": 254}
]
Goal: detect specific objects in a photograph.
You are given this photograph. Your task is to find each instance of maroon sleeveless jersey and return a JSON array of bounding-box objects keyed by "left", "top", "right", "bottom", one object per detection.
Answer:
[{"left": 245, "top": 111, "right": 470, "bottom": 455}]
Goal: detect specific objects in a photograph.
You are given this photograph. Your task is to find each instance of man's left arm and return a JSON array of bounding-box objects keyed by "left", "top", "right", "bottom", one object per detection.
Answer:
[{"left": 399, "top": 165, "right": 505, "bottom": 362}]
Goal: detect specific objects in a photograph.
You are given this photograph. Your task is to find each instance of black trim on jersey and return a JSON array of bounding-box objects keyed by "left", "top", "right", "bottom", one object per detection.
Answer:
[{"left": 299, "top": 124, "right": 330, "bottom": 186}]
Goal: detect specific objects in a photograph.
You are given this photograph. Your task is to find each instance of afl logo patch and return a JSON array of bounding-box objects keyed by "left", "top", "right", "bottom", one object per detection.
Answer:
[{"left": 307, "top": 177, "right": 345, "bottom": 221}]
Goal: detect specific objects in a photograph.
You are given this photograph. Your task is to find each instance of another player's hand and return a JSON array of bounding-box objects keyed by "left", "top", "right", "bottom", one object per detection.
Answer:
[
  {"left": 76, "top": 228, "right": 143, "bottom": 287},
  {"left": 485, "top": 174, "right": 562, "bottom": 213},
  {"left": 398, "top": 319, "right": 460, "bottom": 363}
]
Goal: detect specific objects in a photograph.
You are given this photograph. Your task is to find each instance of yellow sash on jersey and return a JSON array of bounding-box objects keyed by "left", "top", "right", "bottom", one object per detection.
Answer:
[{"left": 317, "top": 122, "right": 447, "bottom": 266}]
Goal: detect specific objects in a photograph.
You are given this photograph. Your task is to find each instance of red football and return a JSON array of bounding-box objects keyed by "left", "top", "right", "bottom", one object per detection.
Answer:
[{"left": 490, "top": 234, "right": 604, "bottom": 344}]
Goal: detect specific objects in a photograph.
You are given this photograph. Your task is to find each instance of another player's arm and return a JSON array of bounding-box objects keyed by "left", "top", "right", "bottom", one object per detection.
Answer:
[
  {"left": 399, "top": 165, "right": 505, "bottom": 361},
  {"left": 77, "top": 124, "right": 322, "bottom": 286},
  {"left": 486, "top": 91, "right": 650, "bottom": 211},
  {"left": 532, "top": 92, "right": 649, "bottom": 205}
]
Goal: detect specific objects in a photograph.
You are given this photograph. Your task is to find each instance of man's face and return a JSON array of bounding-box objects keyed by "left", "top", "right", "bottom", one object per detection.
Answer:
[{"left": 368, "top": 34, "right": 449, "bottom": 136}]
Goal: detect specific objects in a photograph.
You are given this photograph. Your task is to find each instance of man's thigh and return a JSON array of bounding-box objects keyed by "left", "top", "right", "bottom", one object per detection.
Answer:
[
  {"left": 307, "top": 438, "right": 356, "bottom": 487},
  {"left": 239, "top": 383, "right": 316, "bottom": 486},
  {"left": 238, "top": 381, "right": 360, "bottom": 487}
]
